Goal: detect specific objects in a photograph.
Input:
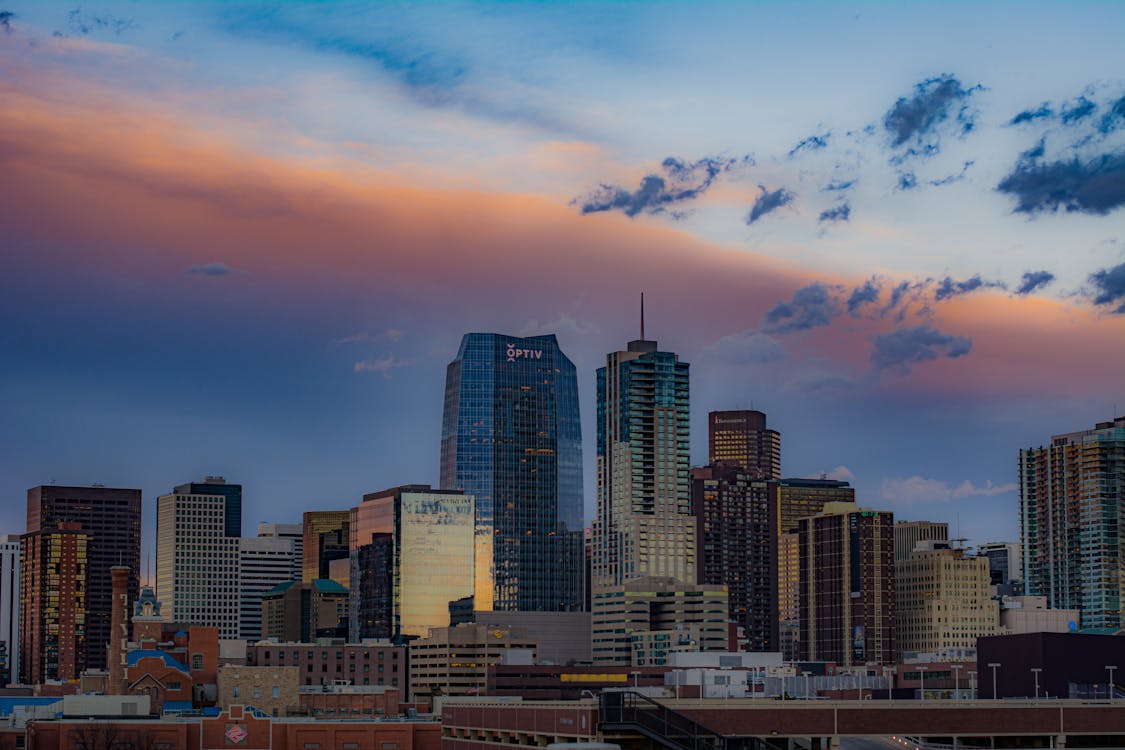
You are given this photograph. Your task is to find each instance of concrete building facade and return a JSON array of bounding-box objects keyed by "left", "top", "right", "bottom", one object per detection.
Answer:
[
  {"left": 0, "top": 535, "right": 19, "bottom": 685},
  {"left": 410, "top": 624, "right": 536, "bottom": 701},
  {"left": 893, "top": 520, "right": 949, "bottom": 562},
  {"left": 239, "top": 536, "right": 299, "bottom": 642}
]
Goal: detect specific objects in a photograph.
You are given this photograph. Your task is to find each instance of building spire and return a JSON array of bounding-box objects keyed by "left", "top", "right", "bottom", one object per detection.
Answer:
[{"left": 640, "top": 292, "right": 645, "bottom": 340}]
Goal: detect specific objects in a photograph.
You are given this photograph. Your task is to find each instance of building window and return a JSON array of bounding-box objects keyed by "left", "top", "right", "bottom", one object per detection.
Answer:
[
  {"left": 272, "top": 686, "right": 279, "bottom": 698},
  {"left": 233, "top": 686, "right": 240, "bottom": 698},
  {"left": 192, "top": 654, "right": 203, "bottom": 670},
  {"left": 253, "top": 687, "right": 260, "bottom": 699}
]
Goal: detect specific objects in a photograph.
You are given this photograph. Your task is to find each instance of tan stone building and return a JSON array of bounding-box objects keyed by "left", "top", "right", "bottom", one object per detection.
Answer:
[
  {"left": 409, "top": 624, "right": 537, "bottom": 702},
  {"left": 896, "top": 541, "right": 998, "bottom": 660},
  {"left": 217, "top": 664, "right": 300, "bottom": 717},
  {"left": 591, "top": 576, "right": 729, "bottom": 665}
]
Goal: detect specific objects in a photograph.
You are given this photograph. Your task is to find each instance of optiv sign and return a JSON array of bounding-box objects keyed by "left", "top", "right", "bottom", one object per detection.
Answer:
[{"left": 507, "top": 343, "right": 544, "bottom": 363}]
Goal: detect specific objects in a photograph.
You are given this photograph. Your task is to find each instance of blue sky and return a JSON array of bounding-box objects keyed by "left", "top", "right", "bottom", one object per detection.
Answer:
[{"left": 1, "top": 2, "right": 1123, "bottom": 561}]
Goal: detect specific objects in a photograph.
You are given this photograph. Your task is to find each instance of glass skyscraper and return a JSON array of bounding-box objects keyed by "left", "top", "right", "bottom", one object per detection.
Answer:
[
  {"left": 592, "top": 336, "right": 692, "bottom": 590},
  {"left": 440, "top": 333, "right": 583, "bottom": 612}
]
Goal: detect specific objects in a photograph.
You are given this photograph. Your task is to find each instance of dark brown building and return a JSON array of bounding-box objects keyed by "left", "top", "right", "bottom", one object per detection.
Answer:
[
  {"left": 261, "top": 579, "right": 349, "bottom": 643},
  {"left": 301, "top": 511, "right": 350, "bottom": 583},
  {"left": 708, "top": 410, "right": 781, "bottom": 480},
  {"left": 798, "top": 504, "right": 895, "bottom": 666},
  {"left": 692, "top": 462, "right": 777, "bottom": 652},
  {"left": 20, "top": 524, "right": 88, "bottom": 683},
  {"left": 977, "top": 632, "right": 1125, "bottom": 699},
  {"left": 246, "top": 641, "right": 407, "bottom": 694},
  {"left": 23, "top": 485, "right": 142, "bottom": 679}
]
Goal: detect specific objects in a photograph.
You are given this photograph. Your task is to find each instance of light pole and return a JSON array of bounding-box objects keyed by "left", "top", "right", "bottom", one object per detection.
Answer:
[
  {"left": 1031, "top": 668, "right": 1042, "bottom": 701},
  {"left": 969, "top": 671, "right": 977, "bottom": 700},
  {"left": 918, "top": 666, "right": 928, "bottom": 702},
  {"left": 631, "top": 671, "right": 640, "bottom": 689},
  {"left": 988, "top": 662, "right": 1001, "bottom": 700},
  {"left": 952, "top": 664, "right": 963, "bottom": 699},
  {"left": 802, "top": 671, "right": 811, "bottom": 700},
  {"left": 884, "top": 666, "right": 895, "bottom": 704},
  {"left": 1107, "top": 666, "right": 1117, "bottom": 701}
]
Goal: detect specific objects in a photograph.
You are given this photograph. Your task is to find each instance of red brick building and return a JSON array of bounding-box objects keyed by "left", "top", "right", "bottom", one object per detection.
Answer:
[{"left": 246, "top": 642, "right": 407, "bottom": 692}]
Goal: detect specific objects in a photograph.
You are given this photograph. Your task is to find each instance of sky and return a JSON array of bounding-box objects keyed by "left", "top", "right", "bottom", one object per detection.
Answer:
[{"left": 1, "top": 2, "right": 1124, "bottom": 562}]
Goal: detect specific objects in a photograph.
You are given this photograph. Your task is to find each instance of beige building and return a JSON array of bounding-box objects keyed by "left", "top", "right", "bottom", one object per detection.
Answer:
[
  {"left": 999, "top": 595, "right": 1080, "bottom": 634},
  {"left": 409, "top": 624, "right": 537, "bottom": 701},
  {"left": 777, "top": 532, "right": 800, "bottom": 660},
  {"left": 591, "top": 576, "right": 729, "bottom": 665},
  {"left": 896, "top": 541, "right": 998, "bottom": 660},
  {"left": 217, "top": 664, "right": 300, "bottom": 717},
  {"left": 894, "top": 520, "right": 949, "bottom": 562}
]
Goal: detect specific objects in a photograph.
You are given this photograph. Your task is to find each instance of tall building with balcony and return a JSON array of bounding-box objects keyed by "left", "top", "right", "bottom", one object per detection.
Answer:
[
  {"left": 593, "top": 330, "right": 692, "bottom": 590},
  {"left": 692, "top": 462, "right": 777, "bottom": 651},
  {"left": 707, "top": 410, "right": 781, "bottom": 480},
  {"left": 155, "top": 477, "right": 242, "bottom": 638},
  {"left": 1020, "top": 416, "right": 1125, "bottom": 629},
  {"left": 349, "top": 485, "right": 475, "bottom": 640},
  {"left": 896, "top": 540, "right": 998, "bottom": 660},
  {"left": 440, "top": 333, "right": 584, "bottom": 613},
  {"left": 23, "top": 484, "right": 141, "bottom": 675},
  {"left": 20, "top": 523, "right": 87, "bottom": 683},
  {"left": 799, "top": 503, "right": 895, "bottom": 666}
]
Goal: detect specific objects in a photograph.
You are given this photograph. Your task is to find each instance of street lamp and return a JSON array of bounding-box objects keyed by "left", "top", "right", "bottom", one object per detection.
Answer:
[
  {"left": 802, "top": 671, "right": 811, "bottom": 700},
  {"left": 1107, "top": 666, "right": 1117, "bottom": 701},
  {"left": 988, "top": 662, "right": 1001, "bottom": 700},
  {"left": 1031, "top": 668, "right": 1042, "bottom": 700},
  {"left": 631, "top": 671, "right": 640, "bottom": 689},
  {"left": 952, "top": 665, "right": 963, "bottom": 700},
  {"left": 968, "top": 671, "right": 977, "bottom": 701},
  {"left": 918, "top": 666, "right": 928, "bottom": 702},
  {"left": 883, "top": 666, "right": 896, "bottom": 704}
]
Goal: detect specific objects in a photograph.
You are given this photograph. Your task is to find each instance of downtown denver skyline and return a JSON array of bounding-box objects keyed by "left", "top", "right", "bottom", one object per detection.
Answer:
[{"left": 1, "top": 2, "right": 1123, "bottom": 556}]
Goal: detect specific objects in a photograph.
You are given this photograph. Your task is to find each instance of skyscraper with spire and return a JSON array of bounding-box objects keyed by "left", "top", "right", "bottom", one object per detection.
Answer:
[{"left": 592, "top": 296, "right": 693, "bottom": 590}]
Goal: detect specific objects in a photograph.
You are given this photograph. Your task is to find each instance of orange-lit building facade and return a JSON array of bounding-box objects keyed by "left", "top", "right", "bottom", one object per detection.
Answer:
[{"left": 20, "top": 523, "right": 87, "bottom": 684}]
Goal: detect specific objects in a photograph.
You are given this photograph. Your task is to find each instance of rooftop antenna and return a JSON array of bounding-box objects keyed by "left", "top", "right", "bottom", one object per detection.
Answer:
[{"left": 640, "top": 292, "right": 645, "bottom": 340}]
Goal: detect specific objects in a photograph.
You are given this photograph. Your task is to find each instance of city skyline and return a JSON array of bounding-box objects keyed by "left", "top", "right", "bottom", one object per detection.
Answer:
[{"left": 3, "top": 2, "right": 1125, "bottom": 557}]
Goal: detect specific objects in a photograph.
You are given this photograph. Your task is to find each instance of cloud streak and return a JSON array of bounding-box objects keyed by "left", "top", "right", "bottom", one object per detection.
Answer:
[
  {"left": 1090, "top": 262, "right": 1125, "bottom": 313},
  {"left": 354, "top": 354, "right": 414, "bottom": 378},
  {"left": 870, "top": 324, "right": 972, "bottom": 373},
  {"left": 746, "top": 186, "right": 795, "bottom": 224},
  {"left": 578, "top": 155, "right": 750, "bottom": 218},
  {"left": 187, "top": 261, "right": 238, "bottom": 277},
  {"left": 762, "top": 282, "right": 840, "bottom": 333},
  {"left": 1015, "top": 271, "right": 1055, "bottom": 295},
  {"left": 997, "top": 150, "right": 1125, "bottom": 216},
  {"left": 883, "top": 74, "right": 980, "bottom": 152},
  {"left": 881, "top": 476, "right": 1017, "bottom": 504}
]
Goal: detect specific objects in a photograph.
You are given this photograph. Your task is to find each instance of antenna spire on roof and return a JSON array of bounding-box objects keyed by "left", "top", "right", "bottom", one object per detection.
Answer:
[{"left": 640, "top": 292, "right": 645, "bottom": 340}]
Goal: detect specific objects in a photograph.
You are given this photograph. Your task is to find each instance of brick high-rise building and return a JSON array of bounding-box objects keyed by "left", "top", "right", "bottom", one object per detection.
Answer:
[
  {"left": 708, "top": 410, "right": 781, "bottom": 480},
  {"left": 798, "top": 503, "right": 895, "bottom": 666},
  {"left": 1020, "top": 416, "right": 1125, "bottom": 630},
  {"left": 20, "top": 523, "right": 88, "bottom": 683},
  {"left": 593, "top": 321, "right": 692, "bottom": 590},
  {"left": 23, "top": 484, "right": 141, "bottom": 676},
  {"left": 692, "top": 462, "right": 777, "bottom": 651}
]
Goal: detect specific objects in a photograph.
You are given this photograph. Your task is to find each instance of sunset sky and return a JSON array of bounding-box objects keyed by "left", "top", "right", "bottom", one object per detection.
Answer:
[{"left": 2, "top": 2, "right": 1123, "bottom": 556}]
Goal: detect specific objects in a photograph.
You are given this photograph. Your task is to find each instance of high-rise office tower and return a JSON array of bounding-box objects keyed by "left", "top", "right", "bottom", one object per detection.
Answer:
[
  {"left": 440, "top": 333, "right": 583, "bottom": 612},
  {"left": 593, "top": 320, "right": 692, "bottom": 590},
  {"left": 238, "top": 535, "right": 298, "bottom": 641},
  {"left": 896, "top": 540, "right": 997, "bottom": 660},
  {"left": 0, "top": 535, "right": 19, "bottom": 686},
  {"left": 978, "top": 541, "right": 1023, "bottom": 586},
  {"left": 893, "top": 520, "right": 949, "bottom": 562},
  {"left": 799, "top": 503, "right": 895, "bottom": 666},
  {"left": 23, "top": 484, "right": 141, "bottom": 675},
  {"left": 708, "top": 410, "right": 781, "bottom": 480},
  {"left": 350, "top": 485, "right": 475, "bottom": 640},
  {"left": 155, "top": 477, "right": 242, "bottom": 638},
  {"left": 692, "top": 462, "right": 777, "bottom": 651},
  {"left": 20, "top": 523, "right": 87, "bottom": 683},
  {"left": 302, "top": 511, "right": 350, "bottom": 583},
  {"left": 1020, "top": 416, "right": 1125, "bottom": 629},
  {"left": 257, "top": 522, "right": 303, "bottom": 579},
  {"left": 772, "top": 478, "right": 855, "bottom": 660}
]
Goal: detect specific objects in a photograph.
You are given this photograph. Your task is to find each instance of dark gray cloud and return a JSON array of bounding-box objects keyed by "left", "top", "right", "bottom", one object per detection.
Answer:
[
  {"left": 847, "top": 279, "right": 881, "bottom": 315},
  {"left": 1009, "top": 103, "right": 1053, "bottom": 126},
  {"left": 1015, "top": 270, "right": 1055, "bottom": 295},
  {"left": 1060, "top": 96, "right": 1097, "bottom": 125},
  {"left": 822, "top": 179, "right": 856, "bottom": 192},
  {"left": 0, "top": 10, "right": 12, "bottom": 32},
  {"left": 1100, "top": 95, "right": 1125, "bottom": 134},
  {"left": 871, "top": 324, "right": 972, "bottom": 373},
  {"left": 997, "top": 150, "right": 1125, "bottom": 215},
  {"left": 1090, "top": 262, "right": 1125, "bottom": 313},
  {"left": 578, "top": 155, "right": 749, "bottom": 218},
  {"left": 746, "top": 186, "right": 796, "bottom": 224},
  {"left": 818, "top": 203, "right": 851, "bottom": 223},
  {"left": 929, "top": 160, "right": 974, "bottom": 187},
  {"left": 65, "top": 8, "right": 136, "bottom": 36},
  {"left": 897, "top": 172, "right": 918, "bottom": 191},
  {"left": 934, "top": 275, "right": 1004, "bottom": 301},
  {"left": 763, "top": 283, "right": 841, "bottom": 333},
  {"left": 788, "top": 132, "right": 830, "bottom": 158},
  {"left": 187, "top": 262, "right": 236, "bottom": 277},
  {"left": 883, "top": 74, "right": 980, "bottom": 149}
]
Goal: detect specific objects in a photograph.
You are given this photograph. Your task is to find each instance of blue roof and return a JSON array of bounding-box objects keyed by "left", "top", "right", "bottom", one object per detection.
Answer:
[
  {"left": 163, "top": 701, "right": 194, "bottom": 712},
  {"left": 0, "top": 697, "right": 63, "bottom": 717},
  {"left": 127, "top": 649, "right": 189, "bottom": 672},
  {"left": 264, "top": 580, "right": 299, "bottom": 596},
  {"left": 311, "top": 578, "right": 348, "bottom": 593}
]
